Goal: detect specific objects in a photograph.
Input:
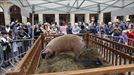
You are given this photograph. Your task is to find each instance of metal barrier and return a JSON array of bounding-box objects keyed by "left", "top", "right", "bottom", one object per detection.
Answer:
[{"left": 0, "top": 38, "right": 34, "bottom": 72}]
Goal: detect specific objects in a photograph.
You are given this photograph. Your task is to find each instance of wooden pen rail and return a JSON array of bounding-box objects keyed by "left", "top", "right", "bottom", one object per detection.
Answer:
[
  {"left": 88, "top": 33, "right": 134, "bottom": 75},
  {"left": 6, "top": 33, "right": 134, "bottom": 75},
  {"left": 6, "top": 34, "right": 45, "bottom": 75}
]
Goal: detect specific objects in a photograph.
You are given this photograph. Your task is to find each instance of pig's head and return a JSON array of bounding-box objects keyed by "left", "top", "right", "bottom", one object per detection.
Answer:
[{"left": 41, "top": 48, "right": 53, "bottom": 59}]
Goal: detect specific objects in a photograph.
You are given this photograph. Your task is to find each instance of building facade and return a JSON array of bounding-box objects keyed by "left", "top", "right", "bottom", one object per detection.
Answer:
[{"left": 0, "top": 0, "right": 133, "bottom": 25}]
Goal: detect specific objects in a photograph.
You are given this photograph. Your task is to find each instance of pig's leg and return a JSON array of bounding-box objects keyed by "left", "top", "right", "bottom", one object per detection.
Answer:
[
  {"left": 74, "top": 43, "right": 85, "bottom": 60},
  {"left": 54, "top": 50, "right": 59, "bottom": 56},
  {"left": 73, "top": 47, "right": 81, "bottom": 61}
]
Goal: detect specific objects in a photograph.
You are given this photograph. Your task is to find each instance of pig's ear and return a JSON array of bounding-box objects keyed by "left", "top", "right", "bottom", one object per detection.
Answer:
[
  {"left": 41, "top": 49, "right": 49, "bottom": 59},
  {"left": 45, "top": 50, "right": 49, "bottom": 54},
  {"left": 42, "top": 49, "right": 45, "bottom": 53},
  {"left": 42, "top": 47, "right": 47, "bottom": 53}
]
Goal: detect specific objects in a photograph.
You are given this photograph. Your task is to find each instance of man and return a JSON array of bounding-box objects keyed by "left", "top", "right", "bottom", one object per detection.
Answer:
[
  {"left": 66, "top": 23, "right": 72, "bottom": 34},
  {"left": 0, "top": 32, "right": 12, "bottom": 67},
  {"left": 80, "top": 25, "right": 87, "bottom": 33},
  {"left": 72, "top": 23, "right": 81, "bottom": 34}
]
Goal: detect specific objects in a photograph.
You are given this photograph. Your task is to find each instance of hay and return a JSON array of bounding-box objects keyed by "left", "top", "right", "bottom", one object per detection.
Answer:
[
  {"left": 37, "top": 54, "right": 84, "bottom": 73},
  {"left": 50, "top": 54, "right": 84, "bottom": 72},
  {"left": 36, "top": 48, "right": 108, "bottom": 73},
  {"left": 79, "top": 48, "right": 101, "bottom": 61}
]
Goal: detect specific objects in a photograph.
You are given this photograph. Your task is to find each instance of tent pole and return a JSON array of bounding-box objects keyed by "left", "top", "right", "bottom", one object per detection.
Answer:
[
  {"left": 32, "top": 5, "right": 35, "bottom": 44},
  {"left": 97, "top": 3, "right": 101, "bottom": 24}
]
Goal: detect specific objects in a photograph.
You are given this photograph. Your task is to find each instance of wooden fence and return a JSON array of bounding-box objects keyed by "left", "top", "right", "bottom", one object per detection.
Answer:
[
  {"left": 6, "top": 33, "right": 134, "bottom": 75},
  {"left": 6, "top": 34, "right": 45, "bottom": 75}
]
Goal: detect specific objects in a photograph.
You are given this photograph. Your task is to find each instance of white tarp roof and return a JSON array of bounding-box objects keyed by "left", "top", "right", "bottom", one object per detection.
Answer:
[
  {"left": 111, "top": 6, "right": 134, "bottom": 16},
  {"left": 10, "top": 0, "right": 134, "bottom": 16}
]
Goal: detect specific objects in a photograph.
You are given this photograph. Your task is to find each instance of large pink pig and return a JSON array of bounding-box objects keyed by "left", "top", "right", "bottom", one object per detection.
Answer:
[{"left": 42, "top": 34, "right": 85, "bottom": 59}]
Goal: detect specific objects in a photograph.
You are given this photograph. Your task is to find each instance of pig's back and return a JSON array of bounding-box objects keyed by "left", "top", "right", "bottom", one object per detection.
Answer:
[{"left": 46, "top": 34, "right": 82, "bottom": 51}]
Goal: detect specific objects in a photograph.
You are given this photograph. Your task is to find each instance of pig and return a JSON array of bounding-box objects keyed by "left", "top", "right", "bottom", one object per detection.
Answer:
[{"left": 42, "top": 34, "right": 85, "bottom": 59}]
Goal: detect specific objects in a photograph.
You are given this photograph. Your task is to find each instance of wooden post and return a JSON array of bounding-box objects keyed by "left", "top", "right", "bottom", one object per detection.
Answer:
[
  {"left": 41, "top": 34, "right": 45, "bottom": 49},
  {"left": 85, "top": 33, "right": 89, "bottom": 49},
  {"left": 6, "top": 71, "right": 20, "bottom": 75}
]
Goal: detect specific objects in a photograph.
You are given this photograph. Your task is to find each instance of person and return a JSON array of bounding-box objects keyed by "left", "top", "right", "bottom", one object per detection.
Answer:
[
  {"left": 27, "top": 22, "right": 32, "bottom": 38},
  {"left": 119, "top": 21, "right": 128, "bottom": 31},
  {"left": 17, "top": 27, "right": 30, "bottom": 55},
  {"left": 111, "top": 23, "right": 122, "bottom": 36},
  {"left": 43, "top": 23, "right": 51, "bottom": 34},
  {"left": 118, "top": 31, "right": 128, "bottom": 45},
  {"left": 2, "top": 24, "right": 12, "bottom": 38},
  {"left": 111, "top": 23, "right": 122, "bottom": 41},
  {"left": 104, "top": 22, "right": 113, "bottom": 35},
  {"left": 66, "top": 23, "right": 72, "bottom": 34},
  {"left": 0, "top": 32, "right": 5, "bottom": 67},
  {"left": 50, "top": 24, "right": 58, "bottom": 34},
  {"left": 72, "top": 23, "right": 81, "bottom": 34},
  {"left": 17, "top": 27, "right": 30, "bottom": 39},
  {"left": 34, "top": 25, "right": 43, "bottom": 39},
  {"left": 98, "top": 22, "right": 105, "bottom": 37},
  {"left": 127, "top": 27, "right": 134, "bottom": 46},
  {"left": 59, "top": 24, "right": 67, "bottom": 34},
  {"left": 89, "top": 22, "right": 98, "bottom": 35},
  {"left": 0, "top": 32, "right": 12, "bottom": 67},
  {"left": 80, "top": 25, "right": 87, "bottom": 33}
]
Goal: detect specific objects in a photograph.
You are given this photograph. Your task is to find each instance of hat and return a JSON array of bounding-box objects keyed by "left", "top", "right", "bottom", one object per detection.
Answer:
[
  {"left": 108, "top": 22, "right": 112, "bottom": 25},
  {"left": 74, "top": 23, "right": 78, "bottom": 26},
  {"left": 44, "top": 22, "right": 48, "bottom": 25},
  {"left": 126, "top": 19, "right": 130, "bottom": 21},
  {"left": 27, "top": 22, "right": 31, "bottom": 25},
  {"left": 122, "top": 29, "right": 130, "bottom": 33}
]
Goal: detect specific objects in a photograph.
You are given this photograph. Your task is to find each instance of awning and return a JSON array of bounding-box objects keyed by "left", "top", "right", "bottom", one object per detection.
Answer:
[
  {"left": 9, "top": 0, "right": 134, "bottom": 15},
  {"left": 111, "top": 6, "right": 134, "bottom": 16}
]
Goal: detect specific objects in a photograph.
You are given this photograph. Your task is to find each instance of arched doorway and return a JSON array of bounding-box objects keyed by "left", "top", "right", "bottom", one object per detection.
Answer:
[
  {"left": 90, "top": 14, "right": 98, "bottom": 23},
  {"left": 0, "top": 6, "right": 5, "bottom": 25},
  {"left": 103, "top": 12, "right": 111, "bottom": 24},
  {"left": 129, "top": 15, "right": 134, "bottom": 23},
  {"left": 43, "top": 14, "right": 55, "bottom": 24},
  {"left": 116, "top": 16, "right": 124, "bottom": 21},
  {"left": 59, "top": 14, "right": 70, "bottom": 26},
  {"left": 10, "top": 5, "right": 22, "bottom": 22},
  {"left": 27, "top": 13, "right": 39, "bottom": 24},
  {"left": 75, "top": 14, "right": 85, "bottom": 23}
]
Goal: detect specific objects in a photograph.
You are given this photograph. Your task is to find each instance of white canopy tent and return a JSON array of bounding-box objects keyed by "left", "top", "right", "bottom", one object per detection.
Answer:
[
  {"left": 10, "top": 0, "right": 134, "bottom": 15},
  {"left": 111, "top": 6, "right": 134, "bottom": 16},
  {"left": 9, "top": 0, "right": 134, "bottom": 42}
]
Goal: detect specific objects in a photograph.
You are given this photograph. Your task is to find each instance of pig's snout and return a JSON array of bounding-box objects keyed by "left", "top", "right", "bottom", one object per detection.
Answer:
[{"left": 41, "top": 52, "right": 47, "bottom": 59}]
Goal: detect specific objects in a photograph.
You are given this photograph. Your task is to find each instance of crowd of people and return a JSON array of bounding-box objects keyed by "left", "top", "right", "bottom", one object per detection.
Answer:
[{"left": 0, "top": 19, "right": 134, "bottom": 68}]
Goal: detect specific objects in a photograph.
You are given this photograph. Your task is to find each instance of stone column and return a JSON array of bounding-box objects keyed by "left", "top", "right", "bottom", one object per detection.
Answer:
[
  {"left": 98, "top": 12, "right": 103, "bottom": 23},
  {"left": 85, "top": 13, "right": 89, "bottom": 23},
  {"left": 70, "top": 13, "right": 75, "bottom": 25},
  {"left": 124, "top": 15, "right": 130, "bottom": 21},
  {"left": 55, "top": 14, "right": 59, "bottom": 25},
  {"left": 22, "top": 16, "right": 27, "bottom": 23},
  {"left": 111, "top": 16, "right": 117, "bottom": 22},
  {"left": 3, "top": 3, "right": 12, "bottom": 25},
  {"left": 4, "top": 13, "right": 10, "bottom": 25},
  {"left": 39, "top": 14, "right": 43, "bottom": 24}
]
